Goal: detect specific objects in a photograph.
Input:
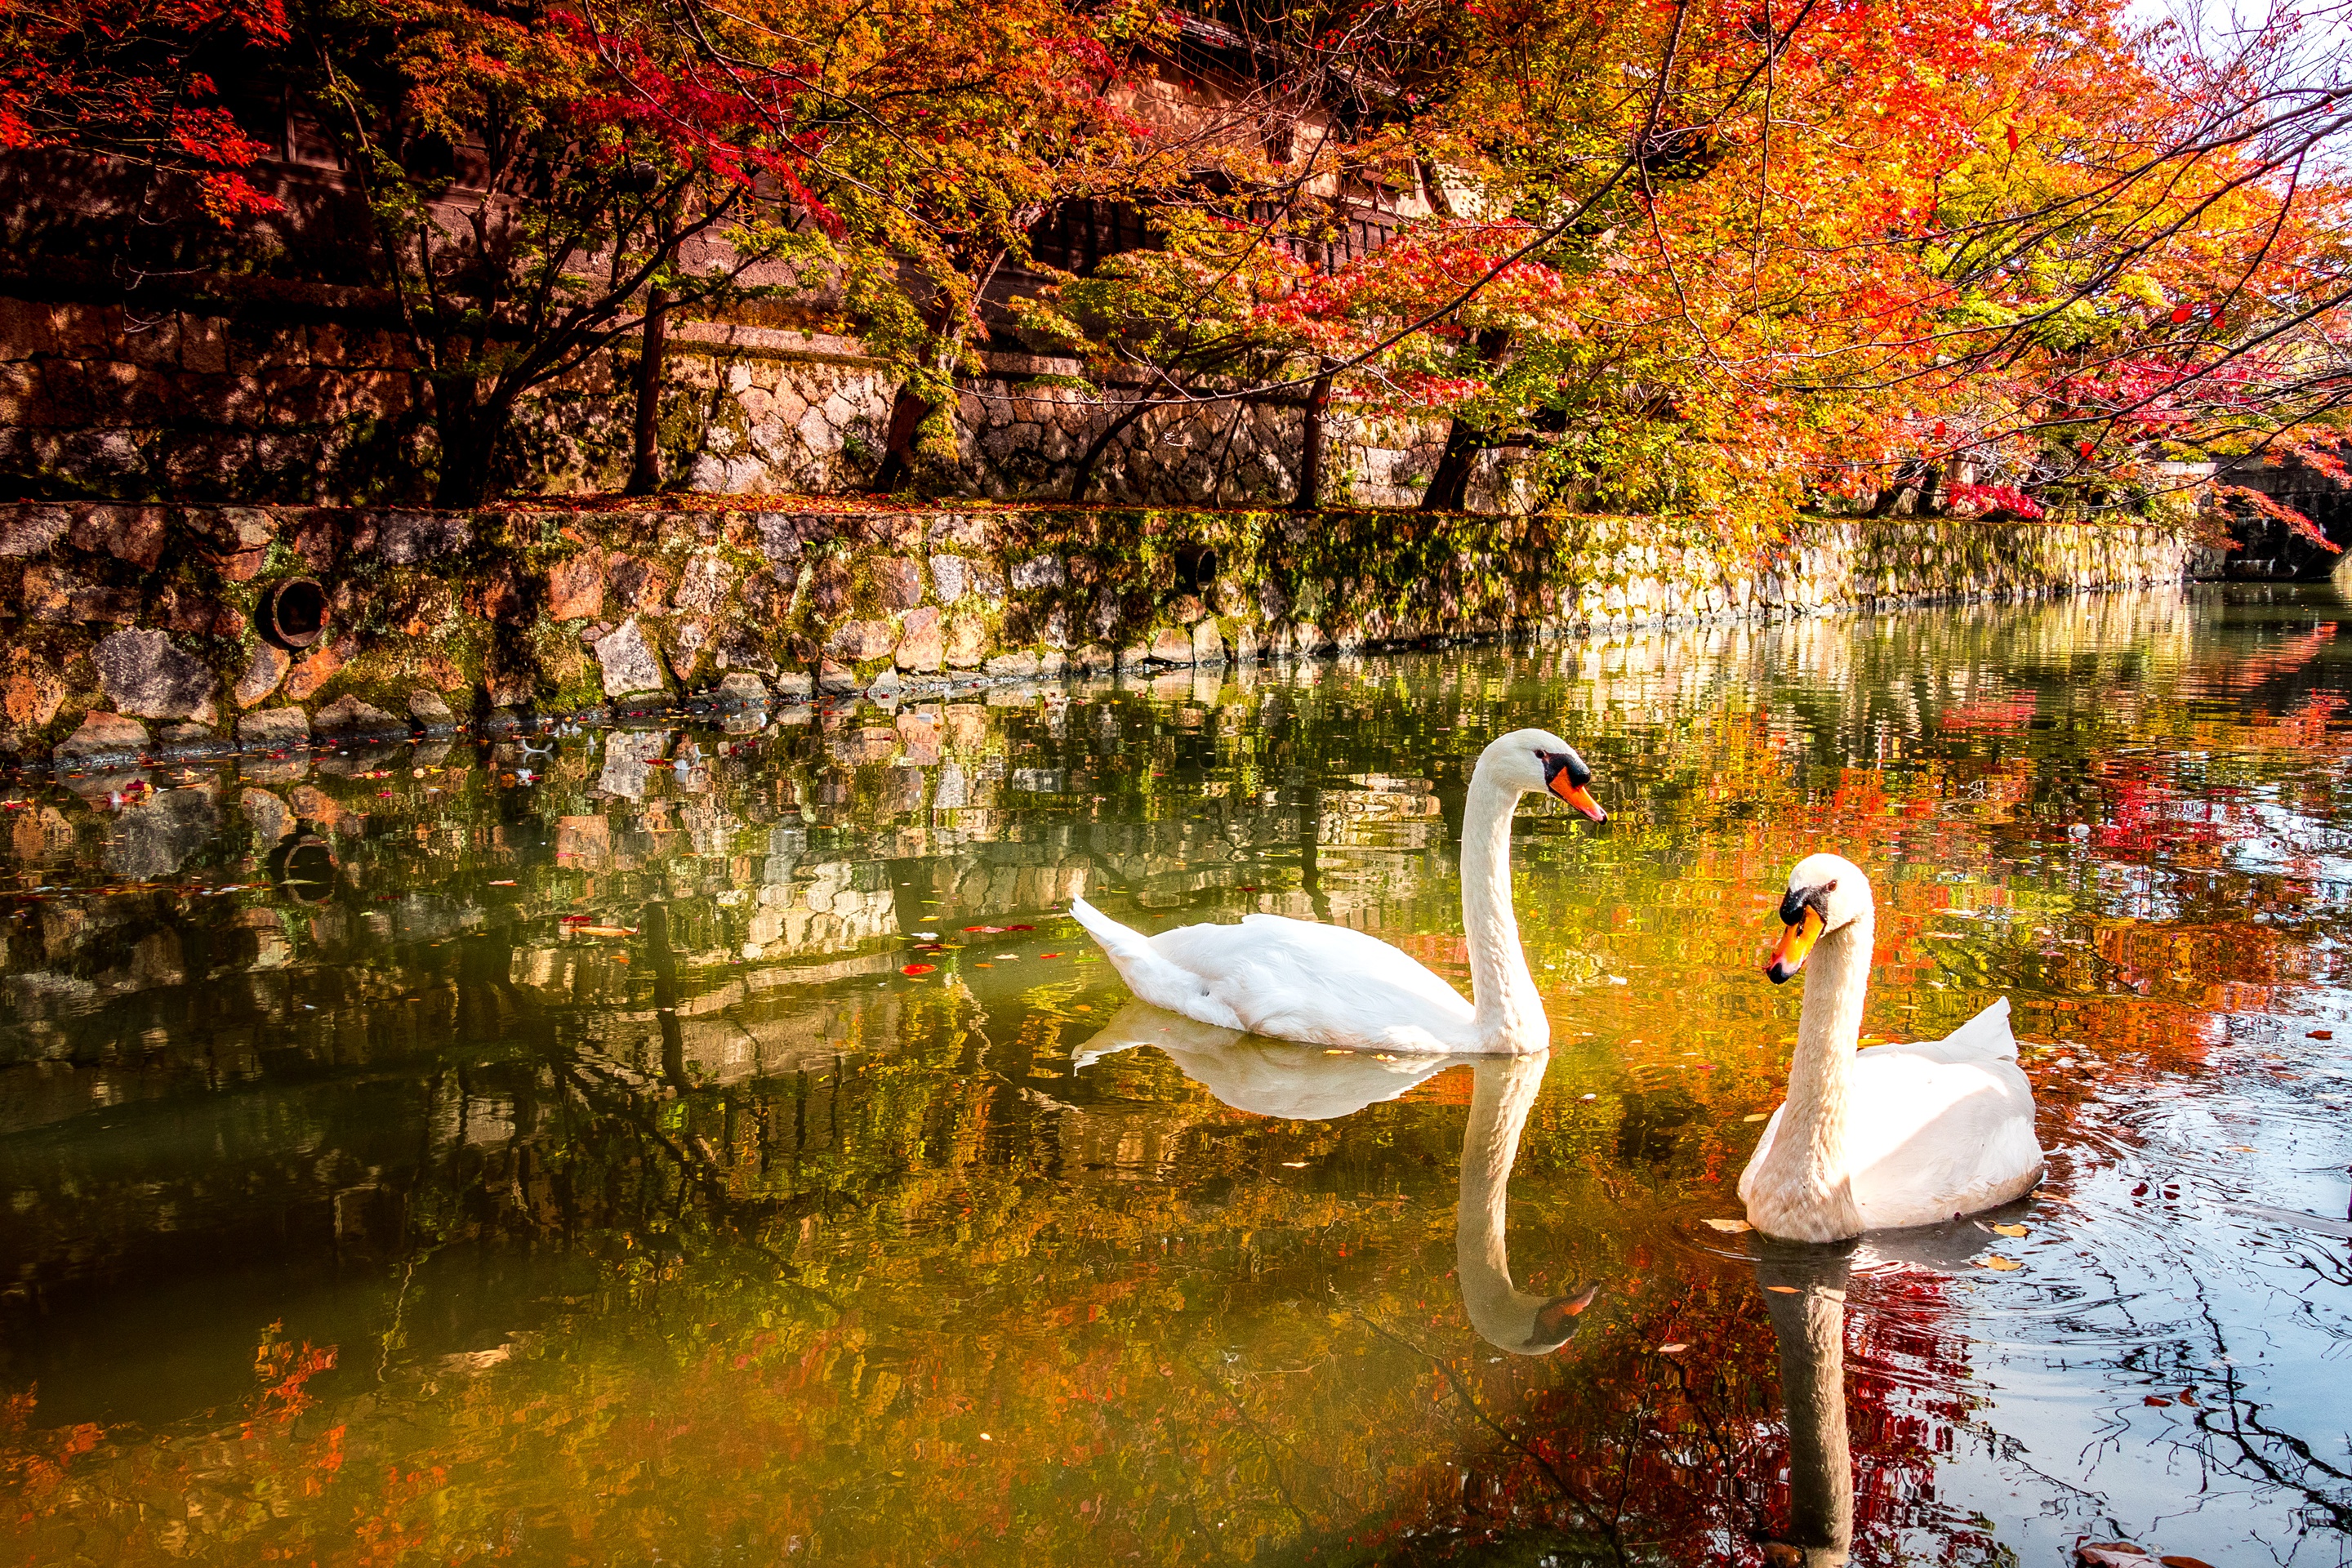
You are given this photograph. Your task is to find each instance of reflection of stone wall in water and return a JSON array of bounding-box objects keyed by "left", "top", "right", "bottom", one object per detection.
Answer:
[{"left": 0, "top": 497, "right": 2193, "bottom": 768}]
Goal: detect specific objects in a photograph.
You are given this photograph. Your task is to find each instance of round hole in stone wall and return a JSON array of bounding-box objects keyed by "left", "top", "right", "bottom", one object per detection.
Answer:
[
  {"left": 1174, "top": 546, "right": 1218, "bottom": 594},
  {"left": 258, "top": 577, "right": 331, "bottom": 650}
]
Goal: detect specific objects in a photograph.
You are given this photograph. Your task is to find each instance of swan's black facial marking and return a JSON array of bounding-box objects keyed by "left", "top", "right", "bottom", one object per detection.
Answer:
[
  {"left": 1535, "top": 749, "right": 1592, "bottom": 789},
  {"left": 1778, "top": 879, "right": 1838, "bottom": 927}
]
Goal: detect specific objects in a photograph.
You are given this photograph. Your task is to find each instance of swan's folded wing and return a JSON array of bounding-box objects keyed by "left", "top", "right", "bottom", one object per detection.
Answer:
[
  {"left": 1846, "top": 1044, "right": 2042, "bottom": 1228},
  {"left": 1155, "top": 914, "right": 1474, "bottom": 1051},
  {"left": 1912, "top": 996, "right": 2016, "bottom": 1064}
]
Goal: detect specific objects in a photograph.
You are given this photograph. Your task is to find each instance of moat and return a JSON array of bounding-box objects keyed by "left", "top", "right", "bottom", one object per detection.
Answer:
[{"left": 2, "top": 586, "right": 2347, "bottom": 1566}]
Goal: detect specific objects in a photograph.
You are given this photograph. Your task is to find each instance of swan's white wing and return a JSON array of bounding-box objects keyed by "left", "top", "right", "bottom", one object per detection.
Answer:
[
  {"left": 1150, "top": 913, "right": 1475, "bottom": 1052},
  {"left": 1846, "top": 1013, "right": 2042, "bottom": 1230}
]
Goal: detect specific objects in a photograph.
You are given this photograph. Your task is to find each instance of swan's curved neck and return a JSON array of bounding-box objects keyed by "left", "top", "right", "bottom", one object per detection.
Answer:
[
  {"left": 1459, "top": 1056, "right": 1549, "bottom": 1351},
  {"left": 1755, "top": 913, "right": 1873, "bottom": 1238},
  {"left": 1460, "top": 764, "right": 1544, "bottom": 1051}
]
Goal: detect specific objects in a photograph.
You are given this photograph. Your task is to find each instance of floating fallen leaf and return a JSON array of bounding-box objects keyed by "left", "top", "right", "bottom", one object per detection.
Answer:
[
  {"left": 1281, "top": 1161, "right": 1308, "bottom": 1168},
  {"left": 1980, "top": 1255, "right": 2022, "bottom": 1271},
  {"left": 964, "top": 925, "right": 1004, "bottom": 933},
  {"left": 2227, "top": 1145, "right": 2256, "bottom": 1152},
  {"left": 2142, "top": 1394, "right": 2172, "bottom": 1406},
  {"left": 1039, "top": 951, "right": 1061, "bottom": 958},
  {"left": 1324, "top": 1049, "right": 1347, "bottom": 1055},
  {"left": 1743, "top": 1112, "right": 1770, "bottom": 1122},
  {"left": 488, "top": 879, "right": 516, "bottom": 887},
  {"left": 1993, "top": 1223, "right": 2029, "bottom": 1237},
  {"left": 1658, "top": 1343, "right": 1689, "bottom": 1354},
  {"left": 576, "top": 925, "right": 635, "bottom": 938},
  {"left": 1702, "top": 1218, "right": 1753, "bottom": 1233},
  {"left": 2310, "top": 1029, "right": 2334, "bottom": 1040},
  {"left": 2076, "top": 1544, "right": 2159, "bottom": 1568},
  {"left": 1766, "top": 1285, "right": 1799, "bottom": 1294},
  {"left": 1008, "top": 924, "right": 1034, "bottom": 931},
  {"left": 900, "top": 963, "right": 937, "bottom": 976}
]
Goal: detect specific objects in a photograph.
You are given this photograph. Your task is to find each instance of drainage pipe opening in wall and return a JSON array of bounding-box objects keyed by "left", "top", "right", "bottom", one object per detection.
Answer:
[
  {"left": 258, "top": 577, "right": 331, "bottom": 650},
  {"left": 1175, "top": 546, "right": 1219, "bottom": 594}
]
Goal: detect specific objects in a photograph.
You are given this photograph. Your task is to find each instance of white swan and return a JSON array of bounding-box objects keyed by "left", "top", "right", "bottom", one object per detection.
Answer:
[
  {"left": 1067, "top": 1009, "right": 1595, "bottom": 1353},
  {"left": 1739, "top": 853, "right": 2043, "bottom": 1241},
  {"left": 1067, "top": 728, "right": 1605, "bottom": 1054}
]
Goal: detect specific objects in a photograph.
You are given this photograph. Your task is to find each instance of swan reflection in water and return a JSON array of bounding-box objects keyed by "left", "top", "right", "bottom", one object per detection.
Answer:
[
  {"left": 1753, "top": 1240, "right": 1855, "bottom": 1568},
  {"left": 1071, "top": 1002, "right": 1596, "bottom": 1356}
]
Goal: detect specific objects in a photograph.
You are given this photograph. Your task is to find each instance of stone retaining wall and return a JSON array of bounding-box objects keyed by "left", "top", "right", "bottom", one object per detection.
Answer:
[
  {"left": 2, "top": 298, "right": 1517, "bottom": 510},
  {"left": 0, "top": 498, "right": 2190, "bottom": 769}
]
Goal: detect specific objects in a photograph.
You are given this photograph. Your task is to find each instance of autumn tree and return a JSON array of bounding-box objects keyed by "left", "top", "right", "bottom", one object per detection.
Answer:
[{"left": 0, "top": 0, "right": 291, "bottom": 222}]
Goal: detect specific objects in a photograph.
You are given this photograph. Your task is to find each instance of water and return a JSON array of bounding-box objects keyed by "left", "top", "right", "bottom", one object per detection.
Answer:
[{"left": 2, "top": 586, "right": 2348, "bottom": 1566}]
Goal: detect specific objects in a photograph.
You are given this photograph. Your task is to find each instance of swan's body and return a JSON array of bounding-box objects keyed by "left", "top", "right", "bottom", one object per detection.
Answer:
[
  {"left": 1067, "top": 1009, "right": 1592, "bottom": 1353},
  {"left": 1068, "top": 728, "right": 1603, "bottom": 1055},
  {"left": 1740, "top": 853, "right": 2043, "bottom": 1242}
]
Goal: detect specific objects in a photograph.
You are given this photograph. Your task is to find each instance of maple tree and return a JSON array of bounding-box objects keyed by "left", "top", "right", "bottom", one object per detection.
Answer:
[{"left": 0, "top": 0, "right": 290, "bottom": 222}]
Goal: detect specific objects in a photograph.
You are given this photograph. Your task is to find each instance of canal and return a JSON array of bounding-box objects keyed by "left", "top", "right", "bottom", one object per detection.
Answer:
[{"left": 2, "top": 586, "right": 2347, "bottom": 1566}]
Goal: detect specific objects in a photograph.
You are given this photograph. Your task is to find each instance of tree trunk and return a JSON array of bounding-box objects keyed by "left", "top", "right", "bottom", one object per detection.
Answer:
[
  {"left": 1291, "top": 368, "right": 1334, "bottom": 512},
  {"left": 430, "top": 375, "right": 504, "bottom": 507},
  {"left": 624, "top": 287, "right": 670, "bottom": 497},
  {"left": 1421, "top": 327, "right": 1512, "bottom": 513},
  {"left": 869, "top": 388, "right": 929, "bottom": 492}
]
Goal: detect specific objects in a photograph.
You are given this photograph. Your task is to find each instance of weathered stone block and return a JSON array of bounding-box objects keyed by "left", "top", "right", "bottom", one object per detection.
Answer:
[
  {"left": 1010, "top": 553, "right": 1064, "bottom": 590},
  {"left": 1191, "top": 619, "right": 1225, "bottom": 665},
  {"left": 985, "top": 650, "right": 1040, "bottom": 679},
  {"left": 409, "top": 689, "right": 457, "bottom": 728},
  {"left": 373, "top": 510, "right": 471, "bottom": 565},
  {"left": 1149, "top": 626, "right": 1194, "bottom": 665},
  {"left": 282, "top": 643, "right": 346, "bottom": 702},
  {"left": 944, "top": 613, "right": 989, "bottom": 668},
  {"left": 237, "top": 707, "right": 310, "bottom": 749},
  {"left": 714, "top": 671, "right": 769, "bottom": 706},
  {"left": 96, "top": 628, "right": 216, "bottom": 721},
  {"left": 871, "top": 555, "right": 924, "bottom": 610},
  {"left": 0, "top": 505, "right": 69, "bottom": 557},
  {"left": 828, "top": 618, "right": 896, "bottom": 661},
  {"left": 773, "top": 670, "right": 815, "bottom": 700},
  {"left": 54, "top": 710, "right": 149, "bottom": 765},
  {"left": 546, "top": 551, "right": 604, "bottom": 621},
  {"left": 234, "top": 643, "right": 288, "bottom": 707},
  {"left": 895, "top": 606, "right": 944, "bottom": 671},
  {"left": 314, "top": 695, "right": 401, "bottom": 736},
  {"left": 595, "top": 618, "right": 666, "bottom": 696}
]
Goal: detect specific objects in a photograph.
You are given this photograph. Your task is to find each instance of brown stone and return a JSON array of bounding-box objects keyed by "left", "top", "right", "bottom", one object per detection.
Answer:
[
  {"left": 234, "top": 643, "right": 288, "bottom": 707},
  {"left": 944, "top": 614, "right": 989, "bottom": 669},
  {"left": 817, "top": 659, "right": 858, "bottom": 694},
  {"left": 473, "top": 565, "right": 525, "bottom": 624},
  {"left": 606, "top": 554, "right": 672, "bottom": 613},
  {"left": 94, "top": 629, "right": 216, "bottom": 722},
  {"left": 1149, "top": 626, "right": 1194, "bottom": 664},
  {"left": 871, "top": 555, "right": 924, "bottom": 610},
  {"left": 674, "top": 553, "right": 733, "bottom": 615},
  {"left": 1191, "top": 619, "right": 1226, "bottom": 665},
  {"left": 54, "top": 710, "right": 149, "bottom": 766},
  {"left": 827, "top": 619, "right": 896, "bottom": 662},
  {"left": 545, "top": 551, "right": 604, "bottom": 621},
  {"left": 2, "top": 655, "right": 63, "bottom": 729},
  {"left": 24, "top": 564, "right": 137, "bottom": 623},
  {"left": 69, "top": 506, "right": 167, "bottom": 569},
  {"left": 283, "top": 643, "right": 347, "bottom": 702},
  {"left": 0, "top": 505, "right": 69, "bottom": 557},
  {"left": 894, "top": 606, "right": 943, "bottom": 672}
]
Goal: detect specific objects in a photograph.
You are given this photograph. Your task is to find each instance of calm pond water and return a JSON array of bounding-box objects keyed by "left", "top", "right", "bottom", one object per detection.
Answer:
[{"left": 2, "top": 586, "right": 2349, "bottom": 1567}]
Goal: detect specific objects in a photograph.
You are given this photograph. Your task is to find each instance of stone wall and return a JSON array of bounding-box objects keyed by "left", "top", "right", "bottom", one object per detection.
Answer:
[
  {"left": 0, "top": 497, "right": 2190, "bottom": 769},
  {"left": 1, "top": 296, "right": 1512, "bottom": 510}
]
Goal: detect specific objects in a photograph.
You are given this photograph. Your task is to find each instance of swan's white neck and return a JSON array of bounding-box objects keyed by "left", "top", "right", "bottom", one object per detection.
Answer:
[
  {"left": 1458, "top": 1056, "right": 1551, "bottom": 1351},
  {"left": 1751, "top": 913, "right": 1873, "bottom": 1241},
  {"left": 1460, "top": 764, "right": 1545, "bottom": 1052}
]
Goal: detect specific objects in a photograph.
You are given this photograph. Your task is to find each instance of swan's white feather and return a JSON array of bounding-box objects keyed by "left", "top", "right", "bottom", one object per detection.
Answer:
[
  {"left": 1742, "top": 998, "right": 2042, "bottom": 1232},
  {"left": 1071, "top": 898, "right": 1477, "bottom": 1052}
]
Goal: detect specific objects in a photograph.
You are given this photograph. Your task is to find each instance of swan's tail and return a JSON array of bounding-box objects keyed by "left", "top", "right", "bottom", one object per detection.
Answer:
[{"left": 1068, "top": 896, "right": 1219, "bottom": 1021}]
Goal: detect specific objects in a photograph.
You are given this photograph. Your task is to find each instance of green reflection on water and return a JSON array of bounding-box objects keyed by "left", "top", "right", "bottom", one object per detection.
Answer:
[{"left": 3, "top": 586, "right": 2350, "bottom": 1566}]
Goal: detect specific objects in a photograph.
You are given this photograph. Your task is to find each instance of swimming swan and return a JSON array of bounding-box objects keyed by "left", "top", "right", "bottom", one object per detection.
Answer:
[
  {"left": 1739, "top": 853, "right": 2043, "bottom": 1242},
  {"left": 1067, "top": 728, "right": 1605, "bottom": 1055}
]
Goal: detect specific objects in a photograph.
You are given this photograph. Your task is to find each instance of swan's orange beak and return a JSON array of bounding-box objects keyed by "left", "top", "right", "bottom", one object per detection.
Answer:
[
  {"left": 1548, "top": 775, "right": 1606, "bottom": 821},
  {"left": 1766, "top": 907, "right": 1822, "bottom": 985}
]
